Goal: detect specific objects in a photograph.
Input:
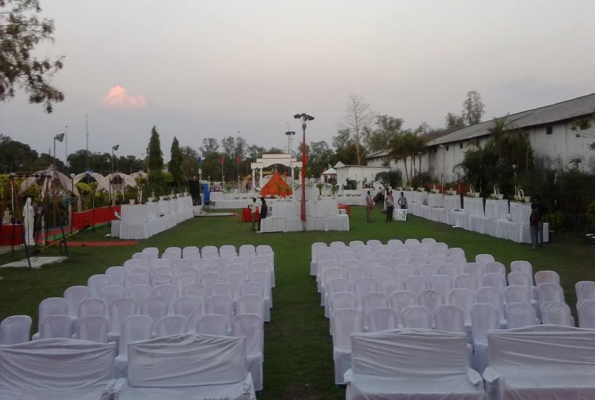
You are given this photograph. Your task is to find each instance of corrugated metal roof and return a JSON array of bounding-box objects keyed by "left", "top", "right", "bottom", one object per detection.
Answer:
[{"left": 428, "top": 92, "right": 595, "bottom": 146}]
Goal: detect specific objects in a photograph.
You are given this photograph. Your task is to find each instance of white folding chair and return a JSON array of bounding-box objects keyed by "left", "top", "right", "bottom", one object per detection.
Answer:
[
  {"left": 223, "top": 272, "right": 247, "bottom": 302},
  {"left": 482, "top": 273, "right": 506, "bottom": 292},
  {"left": 538, "top": 283, "right": 565, "bottom": 303},
  {"left": 127, "top": 284, "right": 152, "bottom": 306},
  {"left": 196, "top": 314, "right": 230, "bottom": 336},
  {"left": 237, "top": 294, "right": 265, "bottom": 322},
  {"left": 475, "top": 254, "right": 495, "bottom": 267},
  {"left": 106, "top": 266, "right": 126, "bottom": 286},
  {"left": 0, "top": 315, "right": 32, "bottom": 344},
  {"left": 183, "top": 246, "right": 200, "bottom": 258},
  {"left": 434, "top": 304, "right": 465, "bottom": 333},
  {"left": 535, "top": 270, "right": 560, "bottom": 286},
  {"left": 64, "top": 286, "right": 90, "bottom": 319},
  {"left": 140, "top": 297, "right": 169, "bottom": 333},
  {"left": 349, "top": 240, "right": 365, "bottom": 249},
  {"left": 418, "top": 264, "right": 438, "bottom": 281},
  {"left": 33, "top": 297, "right": 68, "bottom": 340},
  {"left": 115, "top": 315, "right": 153, "bottom": 376},
  {"left": 108, "top": 298, "right": 137, "bottom": 342},
  {"left": 362, "top": 292, "right": 388, "bottom": 321},
  {"left": 430, "top": 274, "right": 454, "bottom": 300},
  {"left": 206, "top": 294, "right": 234, "bottom": 325},
  {"left": 404, "top": 275, "right": 427, "bottom": 296},
  {"left": 77, "top": 315, "right": 109, "bottom": 342},
  {"left": 153, "top": 283, "right": 179, "bottom": 309},
  {"left": 101, "top": 285, "right": 126, "bottom": 308},
  {"left": 39, "top": 315, "right": 72, "bottom": 339},
  {"left": 331, "top": 308, "right": 363, "bottom": 385},
  {"left": 464, "top": 263, "right": 486, "bottom": 286},
  {"left": 439, "top": 263, "right": 461, "bottom": 278},
  {"left": 447, "top": 255, "right": 466, "bottom": 269},
  {"left": 540, "top": 301, "right": 572, "bottom": 326},
  {"left": 370, "top": 266, "right": 392, "bottom": 281},
  {"left": 88, "top": 274, "right": 111, "bottom": 297},
  {"left": 124, "top": 274, "right": 149, "bottom": 288},
  {"left": 183, "top": 283, "right": 207, "bottom": 302},
  {"left": 447, "top": 247, "right": 465, "bottom": 257},
  {"left": 325, "top": 278, "right": 351, "bottom": 318},
  {"left": 173, "top": 295, "right": 203, "bottom": 332},
  {"left": 232, "top": 314, "right": 264, "bottom": 391},
  {"left": 366, "top": 307, "right": 398, "bottom": 333},
  {"left": 346, "top": 267, "right": 366, "bottom": 282},
  {"left": 470, "top": 303, "right": 499, "bottom": 373},
  {"left": 510, "top": 260, "right": 533, "bottom": 282},
  {"left": 353, "top": 277, "right": 379, "bottom": 308},
  {"left": 155, "top": 315, "right": 188, "bottom": 337},
  {"left": 401, "top": 306, "right": 433, "bottom": 329},
  {"left": 390, "top": 290, "right": 418, "bottom": 316},
  {"left": 380, "top": 277, "right": 404, "bottom": 297},
  {"left": 418, "top": 289, "right": 443, "bottom": 314},
  {"left": 161, "top": 252, "right": 180, "bottom": 265},
  {"left": 485, "top": 262, "right": 506, "bottom": 277},
  {"left": 209, "top": 282, "right": 233, "bottom": 298},
  {"left": 448, "top": 288, "right": 476, "bottom": 326},
  {"left": 577, "top": 299, "right": 595, "bottom": 328},
  {"left": 455, "top": 274, "right": 479, "bottom": 292},
  {"left": 387, "top": 239, "right": 403, "bottom": 247},
  {"left": 505, "top": 302, "right": 537, "bottom": 329},
  {"left": 477, "top": 286, "right": 507, "bottom": 327},
  {"left": 576, "top": 281, "right": 595, "bottom": 301},
  {"left": 78, "top": 297, "right": 108, "bottom": 319}
]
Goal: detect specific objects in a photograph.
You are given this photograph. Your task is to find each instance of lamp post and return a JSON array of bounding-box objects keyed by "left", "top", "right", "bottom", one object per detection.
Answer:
[
  {"left": 439, "top": 144, "right": 445, "bottom": 195},
  {"left": 64, "top": 125, "right": 68, "bottom": 169},
  {"left": 53, "top": 133, "right": 65, "bottom": 169},
  {"left": 111, "top": 145, "right": 119, "bottom": 206},
  {"left": 285, "top": 130, "right": 296, "bottom": 155},
  {"left": 85, "top": 115, "right": 90, "bottom": 171},
  {"left": 293, "top": 113, "right": 315, "bottom": 223}
]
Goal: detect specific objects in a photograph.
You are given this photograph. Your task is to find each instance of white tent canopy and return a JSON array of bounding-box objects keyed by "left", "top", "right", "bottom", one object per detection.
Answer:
[
  {"left": 19, "top": 168, "right": 80, "bottom": 199},
  {"left": 322, "top": 168, "right": 337, "bottom": 175},
  {"left": 74, "top": 172, "right": 110, "bottom": 192}
]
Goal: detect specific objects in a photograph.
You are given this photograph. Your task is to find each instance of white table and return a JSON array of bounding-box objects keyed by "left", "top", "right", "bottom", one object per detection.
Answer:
[
  {"left": 427, "top": 193, "right": 444, "bottom": 208},
  {"left": 335, "top": 196, "right": 366, "bottom": 206},
  {"left": 510, "top": 202, "right": 532, "bottom": 224},
  {"left": 485, "top": 199, "right": 509, "bottom": 220},
  {"left": 271, "top": 202, "right": 299, "bottom": 219},
  {"left": 464, "top": 197, "right": 484, "bottom": 216},
  {"left": 444, "top": 195, "right": 462, "bottom": 211}
]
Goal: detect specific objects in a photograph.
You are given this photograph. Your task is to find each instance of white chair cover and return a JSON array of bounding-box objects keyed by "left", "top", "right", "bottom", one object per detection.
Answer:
[
  {"left": 35, "top": 297, "right": 68, "bottom": 337},
  {"left": 101, "top": 285, "right": 126, "bottom": 308},
  {"left": 237, "top": 295, "right": 265, "bottom": 322},
  {"left": 430, "top": 274, "right": 454, "bottom": 300},
  {"left": 455, "top": 274, "right": 479, "bottom": 292},
  {"left": 155, "top": 315, "right": 188, "bottom": 337},
  {"left": 538, "top": 283, "right": 564, "bottom": 303},
  {"left": 106, "top": 266, "right": 127, "bottom": 286},
  {"left": 370, "top": 267, "right": 392, "bottom": 281},
  {"left": 504, "top": 285, "right": 532, "bottom": 304},
  {"left": 39, "top": 315, "right": 71, "bottom": 339},
  {"left": 78, "top": 297, "right": 108, "bottom": 318},
  {"left": 183, "top": 283, "right": 207, "bottom": 300},
  {"left": 64, "top": 286, "right": 90, "bottom": 319},
  {"left": 88, "top": 274, "right": 111, "bottom": 297},
  {"left": 439, "top": 263, "right": 461, "bottom": 278},
  {"left": 390, "top": 290, "right": 418, "bottom": 315},
  {"left": 484, "top": 326, "right": 595, "bottom": 400},
  {"left": 345, "top": 329, "right": 484, "bottom": 400},
  {"left": 576, "top": 281, "right": 595, "bottom": 301},
  {"left": 418, "top": 289, "right": 443, "bottom": 314},
  {"left": 434, "top": 304, "right": 466, "bottom": 333},
  {"left": 504, "top": 302, "right": 537, "bottom": 329},
  {"left": 362, "top": 293, "right": 389, "bottom": 320},
  {"left": 485, "top": 262, "right": 506, "bottom": 277},
  {"left": 347, "top": 267, "right": 366, "bottom": 282},
  {"left": 173, "top": 296, "right": 203, "bottom": 332},
  {"left": 401, "top": 306, "right": 433, "bottom": 329},
  {"left": 535, "top": 270, "right": 560, "bottom": 286},
  {"left": 127, "top": 285, "right": 153, "bottom": 306},
  {"left": 418, "top": 264, "right": 438, "bottom": 281},
  {"left": 577, "top": 299, "right": 595, "bottom": 328},
  {"left": 448, "top": 288, "right": 476, "bottom": 325},
  {"left": 206, "top": 295, "right": 234, "bottom": 325},
  {"left": 0, "top": 315, "right": 32, "bottom": 345},
  {"left": 380, "top": 277, "right": 404, "bottom": 297},
  {"left": 124, "top": 274, "right": 149, "bottom": 288},
  {"left": 482, "top": 273, "right": 506, "bottom": 292},
  {"left": 507, "top": 271, "right": 532, "bottom": 289},
  {"left": 115, "top": 315, "right": 153, "bottom": 378},
  {"left": 394, "top": 265, "right": 416, "bottom": 281},
  {"left": 448, "top": 247, "right": 465, "bottom": 257},
  {"left": 141, "top": 297, "right": 169, "bottom": 330},
  {"left": 464, "top": 263, "right": 486, "bottom": 286},
  {"left": 404, "top": 275, "right": 427, "bottom": 296},
  {"left": 540, "top": 301, "right": 572, "bottom": 326},
  {"left": 77, "top": 315, "right": 109, "bottom": 342},
  {"left": 477, "top": 287, "right": 507, "bottom": 327},
  {"left": 510, "top": 260, "right": 533, "bottom": 282},
  {"left": 195, "top": 314, "right": 230, "bottom": 336},
  {"left": 354, "top": 277, "right": 379, "bottom": 308},
  {"left": 0, "top": 338, "right": 116, "bottom": 400},
  {"left": 470, "top": 303, "right": 500, "bottom": 373},
  {"left": 366, "top": 307, "right": 398, "bottom": 332},
  {"left": 153, "top": 283, "right": 179, "bottom": 308},
  {"left": 108, "top": 298, "right": 138, "bottom": 339},
  {"left": 331, "top": 308, "right": 363, "bottom": 385},
  {"left": 475, "top": 254, "right": 495, "bottom": 267},
  {"left": 232, "top": 314, "right": 264, "bottom": 391}
]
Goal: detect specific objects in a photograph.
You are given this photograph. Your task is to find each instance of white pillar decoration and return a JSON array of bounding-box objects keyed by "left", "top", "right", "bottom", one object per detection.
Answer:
[
  {"left": 259, "top": 168, "right": 263, "bottom": 187},
  {"left": 23, "top": 197, "right": 35, "bottom": 246},
  {"left": 252, "top": 169, "right": 256, "bottom": 191}
]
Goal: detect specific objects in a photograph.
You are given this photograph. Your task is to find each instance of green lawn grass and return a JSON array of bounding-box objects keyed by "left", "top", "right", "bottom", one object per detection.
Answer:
[{"left": 1, "top": 206, "right": 594, "bottom": 399}]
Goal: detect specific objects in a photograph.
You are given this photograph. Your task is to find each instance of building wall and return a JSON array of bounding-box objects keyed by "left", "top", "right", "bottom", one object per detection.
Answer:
[{"left": 336, "top": 166, "right": 390, "bottom": 189}]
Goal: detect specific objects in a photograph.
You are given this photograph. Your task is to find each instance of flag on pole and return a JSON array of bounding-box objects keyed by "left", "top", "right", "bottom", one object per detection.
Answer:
[
  {"left": 198, "top": 156, "right": 203, "bottom": 165},
  {"left": 237, "top": 156, "right": 241, "bottom": 164},
  {"left": 220, "top": 156, "right": 225, "bottom": 165}
]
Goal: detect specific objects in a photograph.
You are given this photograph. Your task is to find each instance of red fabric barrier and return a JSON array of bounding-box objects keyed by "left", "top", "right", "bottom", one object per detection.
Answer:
[
  {"left": 72, "top": 205, "right": 121, "bottom": 231},
  {"left": 0, "top": 224, "right": 23, "bottom": 245},
  {"left": 242, "top": 208, "right": 260, "bottom": 223}
]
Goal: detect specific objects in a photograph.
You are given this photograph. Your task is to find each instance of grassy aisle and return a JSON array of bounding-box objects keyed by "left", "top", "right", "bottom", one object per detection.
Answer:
[{"left": 0, "top": 206, "right": 593, "bottom": 399}]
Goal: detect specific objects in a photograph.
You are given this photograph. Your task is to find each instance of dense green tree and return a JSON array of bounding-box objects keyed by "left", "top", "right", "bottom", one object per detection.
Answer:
[
  {"left": 180, "top": 146, "right": 199, "bottom": 179},
  {"left": 366, "top": 115, "right": 404, "bottom": 152},
  {"left": 0, "top": 0, "right": 65, "bottom": 112},
  {"left": 332, "top": 128, "right": 359, "bottom": 165},
  {"left": 445, "top": 112, "right": 466, "bottom": 129},
  {"left": 0, "top": 134, "right": 39, "bottom": 172},
  {"left": 200, "top": 138, "right": 219, "bottom": 155},
  {"left": 168, "top": 137, "right": 186, "bottom": 189},
  {"left": 147, "top": 126, "right": 163, "bottom": 172}
]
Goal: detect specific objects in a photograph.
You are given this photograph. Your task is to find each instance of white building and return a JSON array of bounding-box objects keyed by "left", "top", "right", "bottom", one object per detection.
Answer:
[
  {"left": 366, "top": 93, "right": 595, "bottom": 183},
  {"left": 334, "top": 161, "right": 389, "bottom": 190}
]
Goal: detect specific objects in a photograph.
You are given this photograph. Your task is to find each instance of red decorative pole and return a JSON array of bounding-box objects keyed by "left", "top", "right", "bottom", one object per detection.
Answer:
[{"left": 294, "top": 113, "right": 315, "bottom": 223}]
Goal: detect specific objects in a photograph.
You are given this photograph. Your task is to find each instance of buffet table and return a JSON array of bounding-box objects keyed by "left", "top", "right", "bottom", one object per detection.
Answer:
[
  {"left": 485, "top": 199, "right": 509, "bottom": 220},
  {"left": 463, "top": 197, "right": 484, "bottom": 216},
  {"left": 427, "top": 193, "right": 444, "bottom": 208},
  {"left": 260, "top": 197, "right": 349, "bottom": 233},
  {"left": 116, "top": 197, "right": 193, "bottom": 240},
  {"left": 444, "top": 195, "right": 462, "bottom": 211},
  {"left": 510, "top": 202, "right": 532, "bottom": 224}
]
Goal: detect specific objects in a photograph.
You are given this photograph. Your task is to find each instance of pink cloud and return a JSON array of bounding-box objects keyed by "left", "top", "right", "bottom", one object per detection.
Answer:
[{"left": 101, "top": 85, "right": 147, "bottom": 109}]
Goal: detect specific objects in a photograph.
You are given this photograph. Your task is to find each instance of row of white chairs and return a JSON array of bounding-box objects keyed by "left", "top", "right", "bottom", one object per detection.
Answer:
[{"left": 135, "top": 244, "right": 273, "bottom": 261}]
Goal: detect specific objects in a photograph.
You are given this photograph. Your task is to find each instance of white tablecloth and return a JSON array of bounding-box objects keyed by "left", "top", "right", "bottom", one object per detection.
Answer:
[
  {"left": 485, "top": 199, "right": 509, "bottom": 220},
  {"left": 271, "top": 202, "right": 299, "bottom": 219},
  {"left": 260, "top": 215, "right": 349, "bottom": 233},
  {"left": 464, "top": 197, "right": 484, "bottom": 216},
  {"left": 428, "top": 193, "right": 444, "bottom": 208},
  {"left": 308, "top": 200, "right": 339, "bottom": 218},
  {"left": 404, "top": 191, "right": 428, "bottom": 205},
  {"left": 336, "top": 196, "right": 366, "bottom": 206},
  {"left": 118, "top": 197, "right": 193, "bottom": 240},
  {"left": 444, "top": 195, "right": 462, "bottom": 211},
  {"left": 510, "top": 202, "right": 532, "bottom": 224}
]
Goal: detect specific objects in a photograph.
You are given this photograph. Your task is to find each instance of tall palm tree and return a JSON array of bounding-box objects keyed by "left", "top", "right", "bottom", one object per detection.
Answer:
[{"left": 388, "top": 134, "right": 409, "bottom": 183}]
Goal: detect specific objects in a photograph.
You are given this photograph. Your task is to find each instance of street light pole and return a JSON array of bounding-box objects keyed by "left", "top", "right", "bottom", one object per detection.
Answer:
[
  {"left": 65, "top": 125, "right": 68, "bottom": 169},
  {"left": 85, "top": 115, "right": 90, "bottom": 171},
  {"left": 293, "top": 113, "right": 315, "bottom": 224},
  {"left": 53, "top": 133, "right": 65, "bottom": 169}
]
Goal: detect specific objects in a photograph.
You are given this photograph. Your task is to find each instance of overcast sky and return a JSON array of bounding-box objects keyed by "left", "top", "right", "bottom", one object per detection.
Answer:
[{"left": 1, "top": 0, "right": 594, "bottom": 162}]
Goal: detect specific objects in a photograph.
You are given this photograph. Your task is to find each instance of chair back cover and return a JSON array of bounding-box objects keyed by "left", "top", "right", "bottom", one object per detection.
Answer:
[
  {"left": 64, "top": 286, "right": 90, "bottom": 318},
  {"left": 576, "top": 281, "right": 595, "bottom": 301},
  {"left": 401, "top": 306, "right": 433, "bottom": 329},
  {"left": 507, "top": 271, "right": 532, "bottom": 289},
  {"left": 538, "top": 283, "right": 564, "bottom": 303},
  {"left": 0, "top": 338, "right": 115, "bottom": 391},
  {"left": 77, "top": 315, "right": 109, "bottom": 342},
  {"left": 404, "top": 275, "right": 427, "bottom": 296},
  {"left": 232, "top": 314, "right": 263, "bottom": 356},
  {"left": 155, "top": 315, "right": 188, "bottom": 337},
  {"left": 470, "top": 303, "right": 500, "bottom": 344},
  {"left": 577, "top": 299, "right": 595, "bottom": 328},
  {"left": 196, "top": 314, "right": 230, "bottom": 336},
  {"left": 380, "top": 277, "right": 404, "bottom": 297},
  {"left": 431, "top": 274, "right": 454, "bottom": 299},
  {"left": 0, "top": 315, "right": 32, "bottom": 345},
  {"left": 455, "top": 274, "right": 479, "bottom": 292},
  {"left": 475, "top": 254, "right": 495, "bottom": 266},
  {"left": 540, "top": 301, "right": 572, "bottom": 326},
  {"left": 38, "top": 297, "right": 68, "bottom": 331},
  {"left": 438, "top": 263, "right": 460, "bottom": 278},
  {"left": 434, "top": 305, "right": 466, "bottom": 333},
  {"left": 109, "top": 298, "right": 138, "bottom": 334},
  {"left": 505, "top": 285, "right": 532, "bottom": 304},
  {"left": 87, "top": 274, "right": 111, "bottom": 297},
  {"left": 127, "top": 334, "right": 247, "bottom": 387},
  {"left": 535, "top": 270, "right": 560, "bottom": 286},
  {"left": 350, "top": 329, "right": 469, "bottom": 378},
  {"left": 119, "top": 315, "right": 153, "bottom": 356},
  {"left": 366, "top": 307, "right": 398, "bottom": 333},
  {"left": 39, "top": 315, "right": 72, "bottom": 339},
  {"left": 331, "top": 308, "right": 363, "bottom": 351},
  {"left": 106, "top": 266, "right": 126, "bottom": 286},
  {"left": 505, "top": 302, "right": 536, "bottom": 329},
  {"left": 237, "top": 295, "right": 265, "bottom": 320},
  {"left": 128, "top": 284, "right": 153, "bottom": 305}
]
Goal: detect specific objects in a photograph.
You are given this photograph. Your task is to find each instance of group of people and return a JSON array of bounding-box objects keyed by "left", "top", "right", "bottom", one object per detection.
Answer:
[{"left": 366, "top": 190, "right": 408, "bottom": 223}]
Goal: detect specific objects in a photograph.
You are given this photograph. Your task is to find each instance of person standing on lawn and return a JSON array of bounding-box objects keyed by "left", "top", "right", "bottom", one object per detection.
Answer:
[
  {"left": 258, "top": 197, "right": 268, "bottom": 232},
  {"left": 398, "top": 192, "right": 408, "bottom": 210},
  {"left": 386, "top": 190, "right": 395, "bottom": 222},
  {"left": 529, "top": 202, "right": 540, "bottom": 250},
  {"left": 249, "top": 198, "right": 258, "bottom": 231},
  {"left": 366, "top": 191, "right": 374, "bottom": 222}
]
